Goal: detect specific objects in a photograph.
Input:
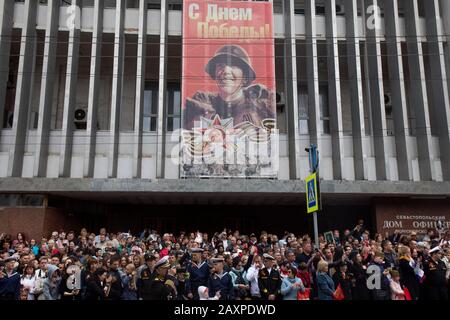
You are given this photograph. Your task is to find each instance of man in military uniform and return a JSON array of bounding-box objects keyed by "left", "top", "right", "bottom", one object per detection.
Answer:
[
  {"left": 185, "top": 248, "right": 210, "bottom": 300},
  {"left": 184, "top": 45, "right": 275, "bottom": 130},
  {"left": 258, "top": 254, "right": 281, "bottom": 300},
  {"left": 0, "top": 257, "right": 20, "bottom": 300},
  {"left": 207, "top": 257, "right": 235, "bottom": 300},
  {"left": 147, "top": 256, "right": 177, "bottom": 300},
  {"left": 136, "top": 254, "right": 156, "bottom": 300},
  {"left": 424, "top": 246, "right": 448, "bottom": 300}
]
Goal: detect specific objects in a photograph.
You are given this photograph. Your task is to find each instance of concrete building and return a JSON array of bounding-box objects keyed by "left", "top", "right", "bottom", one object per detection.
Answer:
[{"left": 0, "top": 0, "right": 450, "bottom": 239}]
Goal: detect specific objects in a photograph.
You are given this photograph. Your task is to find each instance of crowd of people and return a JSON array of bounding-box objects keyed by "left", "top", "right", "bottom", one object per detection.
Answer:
[{"left": 1, "top": 219, "right": 449, "bottom": 301}]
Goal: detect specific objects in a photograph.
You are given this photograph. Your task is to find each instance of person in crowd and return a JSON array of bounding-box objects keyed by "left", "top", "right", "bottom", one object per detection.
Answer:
[
  {"left": 368, "top": 252, "right": 391, "bottom": 300},
  {"left": 246, "top": 254, "right": 263, "bottom": 299},
  {"left": 229, "top": 256, "right": 250, "bottom": 300},
  {"left": 258, "top": 254, "right": 281, "bottom": 300},
  {"left": 207, "top": 257, "right": 234, "bottom": 300},
  {"left": 398, "top": 245, "right": 420, "bottom": 300},
  {"left": 389, "top": 270, "right": 406, "bottom": 300},
  {"left": 43, "top": 264, "right": 62, "bottom": 300},
  {"left": 316, "top": 260, "right": 335, "bottom": 300},
  {"left": 85, "top": 268, "right": 112, "bottom": 300},
  {"left": 185, "top": 248, "right": 209, "bottom": 300},
  {"left": 107, "top": 255, "right": 123, "bottom": 300},
  {"left": 20, "top": 263, "right": 36, "bottom": 300},
  {"left": 281, "top": 265, "right": 305, "bottom": 300},
  {"left": 332, "top": 261, "right": 352, "bottom": 300},
  {"left": 119, "top": 263, "right": 137, "bottom": 300},
  {"left": 424, "top": 246, "right": 448, "bottom": 300},
  {"left": 0, "top": 257, "right": 21, "bottom": 300},
  {"left": 147, "top": 256, "right": 177, "bottom": 300}
]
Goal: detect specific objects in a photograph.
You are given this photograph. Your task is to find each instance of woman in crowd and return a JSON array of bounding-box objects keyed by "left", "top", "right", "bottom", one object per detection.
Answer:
[
  {"left": 398, "top": 245, "right": 420, "bottom": 301},
  {"left": 316, "top": 260, "right": 335, "bottom": 300},
  {"left": 350, "top": 253, "right": 370, "bottom": 300},
  {"left": 281, "top": 265, "right": 305, "bottom": 300},
  {"left": 20, "top": 263, "right": 36, "bottom": 300}
]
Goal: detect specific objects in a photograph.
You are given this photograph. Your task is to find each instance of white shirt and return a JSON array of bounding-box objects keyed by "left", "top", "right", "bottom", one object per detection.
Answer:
[
  {"left": 246, "top": 265, "right": 261, "bottom": 296},
  {"left": 21, "top": 275, "right": 36, "bottom": 300}
]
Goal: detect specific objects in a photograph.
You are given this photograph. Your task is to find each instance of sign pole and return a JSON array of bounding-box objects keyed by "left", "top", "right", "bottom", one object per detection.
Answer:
[{"left": 306, "top": 144, "right": 320, "bottom": 249}]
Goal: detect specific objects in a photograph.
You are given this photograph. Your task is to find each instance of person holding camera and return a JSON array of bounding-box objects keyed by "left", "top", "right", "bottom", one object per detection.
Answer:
[{"left": 85, "top": 268, "right": 113, "bottom": 300}]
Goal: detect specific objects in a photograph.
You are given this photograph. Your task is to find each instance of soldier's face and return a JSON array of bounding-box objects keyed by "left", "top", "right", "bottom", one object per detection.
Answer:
[{"left": 215, "top": 64, "right": 245, "bottom": 98}]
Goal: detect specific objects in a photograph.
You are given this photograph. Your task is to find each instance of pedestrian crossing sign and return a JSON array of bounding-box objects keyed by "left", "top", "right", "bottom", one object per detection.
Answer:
[{"left": 306, "top": 172, "right": 319, "bottom": 213}]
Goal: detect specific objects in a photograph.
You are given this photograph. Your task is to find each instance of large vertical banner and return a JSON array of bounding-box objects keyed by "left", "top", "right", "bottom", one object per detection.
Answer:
[{"left": 181, "top": 0, "right": 278, "bottom": 178}]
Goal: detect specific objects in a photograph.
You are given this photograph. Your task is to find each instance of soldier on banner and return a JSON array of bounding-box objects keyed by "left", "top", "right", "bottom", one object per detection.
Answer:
[{"left": 184, "top": 45, "right": 275, "bottom": 130}]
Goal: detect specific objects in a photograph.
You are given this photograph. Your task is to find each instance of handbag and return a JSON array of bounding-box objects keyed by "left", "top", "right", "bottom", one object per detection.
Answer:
[
  {"left": 297, "top": 288, "right": 310, "bottom": 300},
  {"left": 402, "top": 286, "right": 412, "bottom": 301},
  {"left": 333, "top": 284, "right": 345, "bottom": 300}
]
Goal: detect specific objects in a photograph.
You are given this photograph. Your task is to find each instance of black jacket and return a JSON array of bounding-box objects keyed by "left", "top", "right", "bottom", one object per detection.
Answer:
[
  {"left": 258, "top": 268, "right": 281, "bottom": 299},
  {"left": 107, "top": 269, "right": 123, "bottom": 300},
  {"left": 398, "top": 257, "right": 420, "bottom": 300}
]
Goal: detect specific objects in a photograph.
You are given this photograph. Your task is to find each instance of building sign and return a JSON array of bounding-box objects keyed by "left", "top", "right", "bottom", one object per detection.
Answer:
[
  {"left": 181, "top": 0, "right": 278, "bottom": 178},
  {"left": 306, "top": 173, "right": 319, "bottom": 214},
  {"left": 375, "top": 200, "right": 450, "bottom": 235}
]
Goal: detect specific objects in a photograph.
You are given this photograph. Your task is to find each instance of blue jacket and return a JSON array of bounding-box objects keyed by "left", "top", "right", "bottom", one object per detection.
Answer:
[
  {"left": 281, "top": 277, "right": 305, "bottom": 300},
  {"left": 317, "top": 272, "right": 335, "bottom": 300},
  {"left": 186, "top": 260, "right": 210, "bottom": 297},
  {"left": 121, "top": 274, "right": 138, "bottom": 300},
  {"left": 208, "top": 272, "right": 235, "bottom": 300},
  {"left": 0, "top": 270, "right": 21, "bottom": 299}
]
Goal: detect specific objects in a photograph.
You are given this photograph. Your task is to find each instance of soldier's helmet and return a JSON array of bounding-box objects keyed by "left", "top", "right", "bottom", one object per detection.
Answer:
[{"left": 205, "top": 45, "right": 256, "bottom": 86}]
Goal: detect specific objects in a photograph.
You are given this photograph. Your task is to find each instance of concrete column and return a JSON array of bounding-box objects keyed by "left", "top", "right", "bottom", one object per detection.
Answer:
[
  {"left": 344, "top": 0, "right": 367, "bottom": 180},
  {"left": 325, "top": 0, "right": 345, "bottom": 180},
  {"left": 304, "top": 0, "right": 322, "bottom": 162},
  {"left": 442, "top": 0, "right": 450, "bottom": 109},
  {"left": 133, "top": 0, "right": 148, "bottom": 178},
  {"left": 108, "top": 0, "right": 126, "bottom": 178},
  {"left": 60, "top": 0, "right": 82, "bottom": 177},
  {"left": 34, "top": 0, "right": 60, "bottom": 177},
  {"left": 156, "top": 0, "right": 169, "bottom": 179},
  {"left": 84, "top": 0, "right": 104, "bottom": 178},
  {"left": 8, "top": 0, "right": 37, "bottom": 177},
  {"left": 363, "top": 0, "right": 389, "bottom": 180},
  {"left": 283, "top": 0, "right": 301, "bottom": 179},
  {"left": 0, "top": 0, "right": 14, "bottom": 133},
  {"left": 424, "top": 0, "right": 450, "bottom": 181},
  {"left": 383, "top": 0, "right": 413, "bottom": 181},
  {"left": 403, "top": 0, "right": 435, "bottom": 181}
]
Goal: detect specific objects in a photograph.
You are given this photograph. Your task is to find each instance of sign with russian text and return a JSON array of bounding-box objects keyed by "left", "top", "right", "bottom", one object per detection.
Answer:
[
  {"left": 306, "top": 173, "right": 319, "bottom": 214},
  {"left": 375, "top": 200, "right": 450, "bottom": 235},
  {"left": 181, "top": 0, "right": 278, "bottom": 178}
]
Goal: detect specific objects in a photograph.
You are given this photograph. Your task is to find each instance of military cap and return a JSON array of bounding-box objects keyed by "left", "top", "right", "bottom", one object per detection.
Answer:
[
  {"left": 263, "top": 253, "right": 275, "bottom": 261},
  {"left": 155, "top": 256, "right": 171, "bottom": 269},
  {"left": 211, "top": 257, "right": 225, "bottom": 264}
]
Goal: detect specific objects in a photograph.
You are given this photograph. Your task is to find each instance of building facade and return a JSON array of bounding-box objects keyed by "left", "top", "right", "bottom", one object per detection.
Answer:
[{"left": 0, "top": 0, "right": 450, "bottom": 238}]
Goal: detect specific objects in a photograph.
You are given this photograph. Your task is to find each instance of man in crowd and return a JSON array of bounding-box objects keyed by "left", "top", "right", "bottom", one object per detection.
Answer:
[
  {"left": 0, "top": 257, "right": 20, "bottom": 300},
  {"left": 207, "top": 257, "right": 234, "bottom": 300},
  {"left": 185, "top": 248, "right": 209, "bottom": 300},
  {"left": 424, "top": 246, "right": 448, "bottom": 300},
  {"left": 258, "top": 254, "right": 281, "bottom": 300}
]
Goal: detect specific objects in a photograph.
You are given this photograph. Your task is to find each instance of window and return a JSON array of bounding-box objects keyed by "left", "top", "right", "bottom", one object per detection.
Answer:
[
  {"left": 298, "top": 85, "right": 309, "bottom": 135},
  {"left": 166, "top": 84, "right": 181, "bottom": 132},
  {"left": 319, "top": 85, "right": 330, "bottom": 135},
  {"left": 143, "top": 82, "right": 158, "bottom": 132}
]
